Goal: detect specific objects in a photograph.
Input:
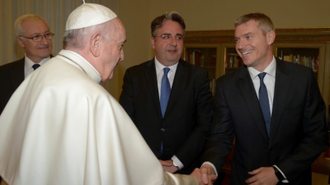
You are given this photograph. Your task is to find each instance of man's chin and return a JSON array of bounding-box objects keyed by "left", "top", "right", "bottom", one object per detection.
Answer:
[
  {"left": 38, "top": 53, "right": 51, "bottom": 58},
  {"left": 166, "top": 58, "right": 180, "bottom": 64}
]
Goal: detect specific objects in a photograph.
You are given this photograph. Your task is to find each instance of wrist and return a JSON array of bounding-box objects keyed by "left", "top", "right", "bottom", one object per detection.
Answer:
[
  {"left": 172, "top": 160, "right": 179, "bottom": 170},
  {"left": 272, "top": 166, "right": 285, "bottom": 181}
]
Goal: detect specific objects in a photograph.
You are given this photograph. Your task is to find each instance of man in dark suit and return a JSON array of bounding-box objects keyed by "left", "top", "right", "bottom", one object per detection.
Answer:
[
  {"left": 119, "top": 12, "right": 213, "bottom": 174},
  {"left": 0, "top": 14, "right": 53, "bottom": 115},
  {"left": 200, "top": 13, "right": 329, "bottom": 184}
]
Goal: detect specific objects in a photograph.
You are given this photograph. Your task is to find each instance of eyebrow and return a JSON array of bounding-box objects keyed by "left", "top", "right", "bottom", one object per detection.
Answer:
[
  {"left": 161, "top": 33, "right": 183, "bottom": 36},
  {"left": 235, "top": 32, "right": 253, "bottom": 38}
]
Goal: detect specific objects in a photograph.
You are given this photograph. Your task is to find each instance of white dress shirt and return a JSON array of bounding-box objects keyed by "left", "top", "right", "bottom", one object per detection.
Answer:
[
  {"left": 154, "top": 57, "right": 184, "bottom": 170},
  {"left": 24, "top": 54, "right": 50, "bottom": 78}
]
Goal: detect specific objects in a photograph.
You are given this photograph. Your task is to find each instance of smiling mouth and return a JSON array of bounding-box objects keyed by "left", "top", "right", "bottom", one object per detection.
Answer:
[{"left": 241, "top": 50, "right": 253, "bottom": 55}]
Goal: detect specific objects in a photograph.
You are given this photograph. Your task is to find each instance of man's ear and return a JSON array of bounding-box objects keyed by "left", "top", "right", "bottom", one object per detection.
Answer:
[
  {"left": 266, "top": 31, "right": 276, "bottom": 45},
  {"left": 16, "top": 37, "right": 25, "bottom": 48},
  {"left": 151, "top": 36, "right": 156, "bottom": 49},
  {"left": 90, "top": 34, "right": 101, "bottom": 57}
]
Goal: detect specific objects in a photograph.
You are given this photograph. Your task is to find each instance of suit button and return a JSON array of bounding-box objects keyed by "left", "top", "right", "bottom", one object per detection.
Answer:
[{"left": 161, "top": 128, "right": 165, "bottom": 132}]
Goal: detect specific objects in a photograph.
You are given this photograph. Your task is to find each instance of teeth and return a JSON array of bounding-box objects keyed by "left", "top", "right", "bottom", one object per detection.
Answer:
[{"left": 242, "top": 50, "right": 252, "bottom": 55}]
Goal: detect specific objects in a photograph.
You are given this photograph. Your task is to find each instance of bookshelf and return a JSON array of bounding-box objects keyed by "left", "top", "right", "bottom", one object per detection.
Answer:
[
  {"left": 224, "top": 47, "right": 243, "bottom": 74},
  {"left": 183, "top": 44, "right": 221, "bottom": 95},
  {"left": 276, "top": 48, "right": 319, "bottom": 72},
  {"left": 184, "top": 28, "right": 330, "bottom": 175}
]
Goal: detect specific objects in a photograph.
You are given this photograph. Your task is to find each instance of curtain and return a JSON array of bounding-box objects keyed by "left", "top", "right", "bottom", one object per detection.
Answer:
[
  {"left": 0, "top": 0, "right": 119, "bottom": 96},
  {"left": 0, "top": 0, "right": 119, "bottom": 66}
]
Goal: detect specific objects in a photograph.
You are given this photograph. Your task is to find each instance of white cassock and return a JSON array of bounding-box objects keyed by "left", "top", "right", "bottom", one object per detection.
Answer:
[{"left": 0, "top": 50, "right": 198, "bottom": 185}]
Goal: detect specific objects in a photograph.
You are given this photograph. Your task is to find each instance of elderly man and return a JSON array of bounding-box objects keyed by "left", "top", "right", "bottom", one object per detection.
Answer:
[
  {"left": 0, "top": 3, "right": 209, "bottom": 185},
  {"left": 0, "top": 14, "right": 53, "bottom": 115}
]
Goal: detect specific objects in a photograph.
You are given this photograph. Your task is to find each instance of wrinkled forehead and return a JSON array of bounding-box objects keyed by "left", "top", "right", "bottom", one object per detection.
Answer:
[{"left": 21, "top": 19, "right": 50, "bottom": 34}]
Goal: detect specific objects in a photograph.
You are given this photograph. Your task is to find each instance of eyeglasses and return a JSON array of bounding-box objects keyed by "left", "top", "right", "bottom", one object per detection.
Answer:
[
  {"left": 19, "top": 32, "right": 55, "bottom": 42},
  {"left": 155, "top": 34, "right": 183, "bottom": 41}
]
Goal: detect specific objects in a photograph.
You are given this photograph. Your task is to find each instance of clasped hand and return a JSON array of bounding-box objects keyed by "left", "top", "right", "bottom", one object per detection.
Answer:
[
  {"left": 159, "top": 159, "right": 179, "bottom": 173},
  {"left": 192, "top": 164, "right": 217, "bottom": 185},
  {"left": 245, "top": 167, "right": 279, "bottom": 185}
]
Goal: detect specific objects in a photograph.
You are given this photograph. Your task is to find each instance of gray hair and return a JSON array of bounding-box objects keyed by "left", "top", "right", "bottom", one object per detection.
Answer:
[
  {"left": 63, "top": 21, "right": 116, "bottom": 49},
  {"left": 235, "top": 13, "right": 274, "bottom": 35},
  {"left": 14, "top": 14, "right": 48, "bottom": 36},
  {"left": 151, "top": 11, "right": 186, "bottom": 37}
]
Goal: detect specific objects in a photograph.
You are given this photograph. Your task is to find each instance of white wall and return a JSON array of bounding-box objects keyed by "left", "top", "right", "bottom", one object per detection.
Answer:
[
  {"left": 1, "top": 0, "right": 330, "bottom": 99},
  {"left": 104, "top": 0, "right": 152, "bottom": 99},
  {"left": 114, "top": 0, "right": 330, "bottom": 99}
]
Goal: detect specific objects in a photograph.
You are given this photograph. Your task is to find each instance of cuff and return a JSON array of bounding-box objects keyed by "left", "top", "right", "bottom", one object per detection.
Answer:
[
  {"left": 273, "top": 165, "right": 289, "bottom": 183},
  {"left": 201, "top": 161, "right": 218, "bottom": 177},
  {"left": 171, "top": 155, "right": 184, "bottom": 170}
]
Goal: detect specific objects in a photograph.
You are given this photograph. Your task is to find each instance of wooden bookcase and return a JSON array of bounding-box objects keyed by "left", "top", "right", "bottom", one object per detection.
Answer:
[
  {"left": 183, "top": 45, "right": 220, "bottom": 95},
  {"left": 184, "top": 28, "right": 330, "bottom": 175}
]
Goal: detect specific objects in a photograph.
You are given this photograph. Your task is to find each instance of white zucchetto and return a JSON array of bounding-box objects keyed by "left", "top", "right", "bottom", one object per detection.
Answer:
[{"left": 65, "top": 3, "right": 117, "bottom": 31}]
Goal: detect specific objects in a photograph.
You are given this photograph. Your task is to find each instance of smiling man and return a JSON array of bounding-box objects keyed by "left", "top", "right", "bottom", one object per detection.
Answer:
[
  {"left": 0, "top": 14, "right": 53, "bottom": 115},
  {"left": 120, "top": 12, "right": 214, "bottom": 175},
  {"left": 200, "top": 12, "right": 329, "bottom": 185}
]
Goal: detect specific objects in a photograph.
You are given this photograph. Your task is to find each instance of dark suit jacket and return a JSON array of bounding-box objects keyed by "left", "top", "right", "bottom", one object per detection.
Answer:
[
  {"left": 0, "top": 58, "right": 25, "bottom": 115},
  {"left": 119, "top": 58, "right": 213, "bottom": 174},
  {"left": 202, "top": 58, "right": 329, "bottom": 184}
]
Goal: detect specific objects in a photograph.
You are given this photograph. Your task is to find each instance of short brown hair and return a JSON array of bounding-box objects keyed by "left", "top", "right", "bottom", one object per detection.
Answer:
[
  {"left": 151, "top": 11, "right": 186, "bottom": 37},
  {"left": 235, "top": 13, "right": 274, "bottom": 35}
]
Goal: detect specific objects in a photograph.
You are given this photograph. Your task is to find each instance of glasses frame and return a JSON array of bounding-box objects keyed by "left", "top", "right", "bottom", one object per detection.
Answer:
[{"left": 19, "top": 32, "right": 55, "bottom": 42}]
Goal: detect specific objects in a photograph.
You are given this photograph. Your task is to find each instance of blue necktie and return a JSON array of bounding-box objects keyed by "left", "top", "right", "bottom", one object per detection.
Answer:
[
  {"left": 160, "top": 68, "right": 170, "bottom": 155},
  {"left": 160, "top": 68, "right": 171, "bottom": 117},
  {"left": 32, "top": 64, "right": 40, "bottom": 70},
  {"left": 258, "top": 72, "right": 271, "bottom": 136}
]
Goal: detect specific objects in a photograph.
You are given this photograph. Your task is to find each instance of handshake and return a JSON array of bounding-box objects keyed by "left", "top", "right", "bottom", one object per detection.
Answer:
[
  {"left": 160, "top": 159, "right": 217, "bottom": 185},
  {"left": 190, "top": 164, "right": 217, "bottom": 185}
]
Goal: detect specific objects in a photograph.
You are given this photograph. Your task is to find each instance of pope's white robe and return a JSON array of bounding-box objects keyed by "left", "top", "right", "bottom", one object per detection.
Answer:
[{"left": 0, "top": 50, "right": 198, "bottom": 185}]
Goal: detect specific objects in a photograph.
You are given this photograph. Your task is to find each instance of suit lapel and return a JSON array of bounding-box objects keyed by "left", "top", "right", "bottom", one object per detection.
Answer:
[
  {"left": 145, "top": 59, "right": 163, "bottom": 117},
  {"left": 8, "top": 56, "right": 53, "bottom": 89},
  {"left": 165, "top": 60, "right": 187, "bottom": 116},
  {"left": 9, "top": 58, "right": 25, "bottom": 89},
  {"left": 238, "top": 67, "right": 269, "bottom": 141},
  {"left": 269, "top": 59, "right": 291, "bottom": 145}
]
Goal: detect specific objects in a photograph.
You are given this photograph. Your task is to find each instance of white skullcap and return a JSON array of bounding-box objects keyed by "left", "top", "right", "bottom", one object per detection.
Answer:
[{"left": 65, "top": 3, "right": 117, "bottom": 30}]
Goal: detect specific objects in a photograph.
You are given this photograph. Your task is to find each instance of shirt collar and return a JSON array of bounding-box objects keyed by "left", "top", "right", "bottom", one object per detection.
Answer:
[
  {"left": 248, "top": 56, "right": 276, "bottom": 79},
  {"left": 154, "top": 56, "right": 178, "bottom": 74},
  {"left": 25, "top": 54, "right": 50, "bottom": 71}
]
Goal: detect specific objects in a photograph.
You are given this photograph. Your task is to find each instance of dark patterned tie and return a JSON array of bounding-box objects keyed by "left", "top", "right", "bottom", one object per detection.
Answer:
[
  {"left": 160, "top": 68, "right": 170, "bottom": 155},
  {"left": 32, "top": 64, "right": 41, "bottom": 70},
  {"left": 160, "top": 68, "right": 171, "bottom": 117},
  {"left": 258, "top": 72, "right": 271, "bottom": 136}
]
